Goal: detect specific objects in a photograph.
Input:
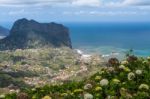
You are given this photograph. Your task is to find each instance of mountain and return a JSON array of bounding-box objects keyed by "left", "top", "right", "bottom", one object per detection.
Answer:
[
  {"left": 0, "top": 18, "right": 72, "bottom": 50},
  {"left": 0, "top": 26, "right": 9, "bottom": 38}
]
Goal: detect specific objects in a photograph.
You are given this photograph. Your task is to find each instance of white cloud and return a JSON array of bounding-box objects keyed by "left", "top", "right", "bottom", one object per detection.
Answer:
[
  {"left": 123, "top": 0, "right": 150, "bottom": 6},
  {"left": 8, "top": 9, "right": 25, "bottom": 15},
  {"left": 62, "top": 10, "right": 142, "bottom": 16},
  {"left": 0, "top": 0, "right": 102, "bottom": 7},
  {"left": 72, "top": 0, "right": 101, "bottom": 7},
  {"left": 103, "top": 0, "right": 150, "bottom": 7},
  {"left": 0, "top": 0, "right": 72, "bottom": 7},
  {"left": 0, "top": 0, "right": 150, "bottom": 7},
  {"left": 123, "top": 0, "right": 135, "bottom": 5}
]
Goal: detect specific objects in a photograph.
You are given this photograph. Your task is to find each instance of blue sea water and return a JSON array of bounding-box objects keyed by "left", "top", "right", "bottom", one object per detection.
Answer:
[{"left": 64, "top": 22, "right": 150, "bottom": 57}]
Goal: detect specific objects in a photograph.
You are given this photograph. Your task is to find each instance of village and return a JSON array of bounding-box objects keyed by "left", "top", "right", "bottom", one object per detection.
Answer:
[{"left": 0, "top": 48, "right": 105, "bottom": 95}]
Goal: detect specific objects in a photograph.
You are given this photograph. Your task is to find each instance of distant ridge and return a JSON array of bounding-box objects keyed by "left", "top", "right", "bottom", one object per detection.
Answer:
[
  {"left": 0, "top": 26, "right": 9, "bottom": 37},
  {"left": 0, "top": 18, "right": 72, "bottom": 50}
]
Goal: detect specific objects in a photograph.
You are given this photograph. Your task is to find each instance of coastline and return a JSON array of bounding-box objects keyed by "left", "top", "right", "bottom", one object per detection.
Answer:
[{"left": 74, "top": 46, "right": 150, "bottom": 60}]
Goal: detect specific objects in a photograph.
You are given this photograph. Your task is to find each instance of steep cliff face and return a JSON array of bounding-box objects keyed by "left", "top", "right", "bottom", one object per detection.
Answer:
[{"left": 0, "top": 18, "right": 72, "bottom": 50}]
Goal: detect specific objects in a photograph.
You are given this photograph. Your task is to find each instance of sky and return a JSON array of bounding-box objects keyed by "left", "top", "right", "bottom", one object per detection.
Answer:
[{"left": 0, "top": 0, "right": 150, "bottom": 24}]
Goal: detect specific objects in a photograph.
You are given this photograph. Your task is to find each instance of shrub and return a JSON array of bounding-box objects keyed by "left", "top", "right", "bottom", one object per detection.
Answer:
[{"left": 108, "top": 58, "right": 119, "bottom": 67}]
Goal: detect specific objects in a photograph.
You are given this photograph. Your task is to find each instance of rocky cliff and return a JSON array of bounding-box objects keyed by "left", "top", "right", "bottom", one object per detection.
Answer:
[{"left": 0, "top": 18, "right": 72, "bottom": 50}]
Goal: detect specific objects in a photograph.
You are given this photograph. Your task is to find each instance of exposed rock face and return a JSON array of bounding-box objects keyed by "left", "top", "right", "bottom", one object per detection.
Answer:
[
  {"left": 0, "top": 26, "right": 9, "bottom": 37},
  {"left": 0, "top": 18, "right": 72, "bottom": 50}
]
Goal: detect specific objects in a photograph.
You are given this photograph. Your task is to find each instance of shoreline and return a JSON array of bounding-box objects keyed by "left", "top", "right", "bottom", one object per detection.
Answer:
[{"left": 74, "top": 46, "right": 150, "bottom": 58}]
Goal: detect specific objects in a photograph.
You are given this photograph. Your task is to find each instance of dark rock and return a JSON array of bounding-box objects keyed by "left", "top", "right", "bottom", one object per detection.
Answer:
[{"left": 0, "top": 18, "right": 72, "bottom": 50}]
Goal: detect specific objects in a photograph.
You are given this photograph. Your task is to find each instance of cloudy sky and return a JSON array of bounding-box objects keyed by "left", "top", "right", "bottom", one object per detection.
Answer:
[{"left": 0, "top": 0, "right": 150, "bottom": 24}]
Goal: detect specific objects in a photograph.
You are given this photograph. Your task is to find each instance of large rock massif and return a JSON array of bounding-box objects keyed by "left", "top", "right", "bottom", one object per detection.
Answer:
[{"left": 0, "top": 18, "right": 72, "bottom": 50}]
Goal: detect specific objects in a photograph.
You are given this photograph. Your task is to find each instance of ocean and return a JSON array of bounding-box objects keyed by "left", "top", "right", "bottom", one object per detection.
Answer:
[{"left": 64, "top": 22, "right": 150, "bottom": 57}]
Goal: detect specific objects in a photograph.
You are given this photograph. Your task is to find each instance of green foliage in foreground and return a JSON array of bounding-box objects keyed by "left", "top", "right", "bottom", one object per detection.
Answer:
[{"left": 3, "top": 56, "right": 150, "bottom": 99}]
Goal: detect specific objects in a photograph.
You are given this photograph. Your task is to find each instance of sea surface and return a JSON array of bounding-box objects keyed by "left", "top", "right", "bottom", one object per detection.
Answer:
[{"left": 64, "top": 22, "right": 150, "bottom": 57}]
